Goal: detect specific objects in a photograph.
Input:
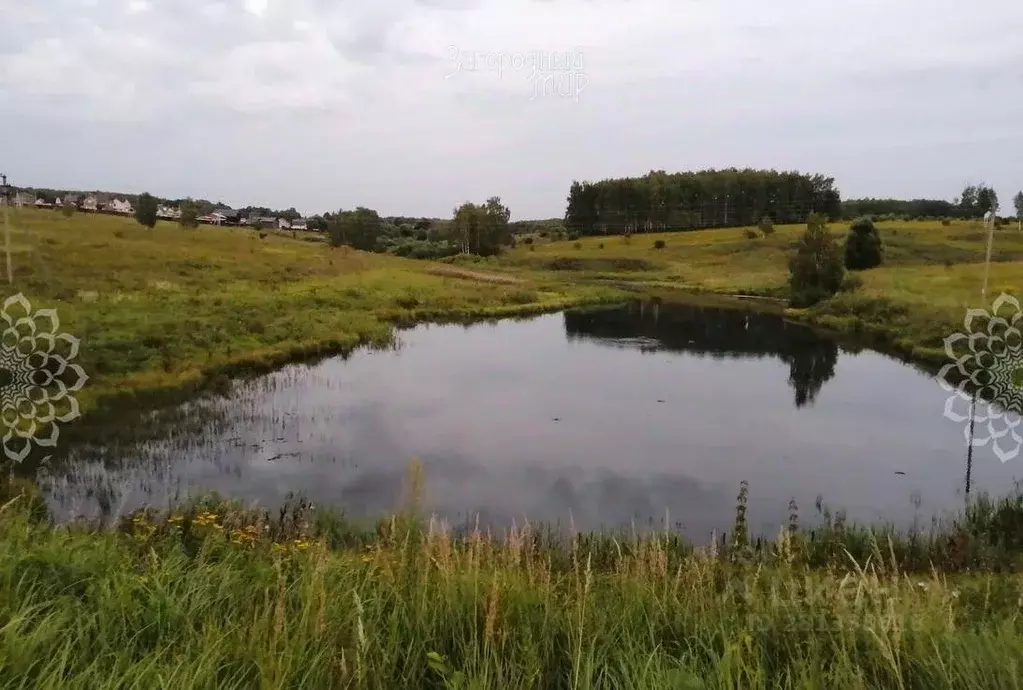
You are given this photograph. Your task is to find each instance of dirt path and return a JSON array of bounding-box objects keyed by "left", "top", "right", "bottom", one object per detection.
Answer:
[{"left": 424, "top": 265, "right": 526, "bottom": 285}]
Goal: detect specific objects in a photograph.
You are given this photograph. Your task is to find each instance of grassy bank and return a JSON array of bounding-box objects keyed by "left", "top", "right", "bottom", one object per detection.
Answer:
[
  {"left": 10, "top": 210, "right": 1021, "bottom": 414},
  {"left": 2, "top": 209, "right": 624, "bottom": 411},
  {"left": 3, "top": 479, "right": 1023, "bottom": 689},
  {"left": 503, "top": 220, "right": 1023, "bottom": 367}
]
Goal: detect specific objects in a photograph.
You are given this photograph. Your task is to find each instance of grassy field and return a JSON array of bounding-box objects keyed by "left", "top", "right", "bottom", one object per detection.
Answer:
[
  {"left": 502, "top": 220, "right": 1023, "bottom": 364},
  {"left": 9, "top": 210, "right": 1020, "bottom": 413},
  {"left": 4, "top": 210, "right": 1023, "bottom": 687},
  {"left": 2, "top": 479, "right": 1023, "bottom": 689},
  {"left": 1, "top": 208, "right": 621, "bottom": 411}
]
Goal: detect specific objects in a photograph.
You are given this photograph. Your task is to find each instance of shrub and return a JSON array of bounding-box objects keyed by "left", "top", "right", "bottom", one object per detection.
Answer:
[
  {"left": 522, "top": 237, "right": 534, "bottom": 245},
  {"left": 844, "top": 216, "right": 884, "bottom": 270},
  {"left": 259, "top": 232, "right": 268, "bottom": 240},
  {"left": 573, "top": 241, "right": 582, "bottom": 250},
  {"left": 61, "top": 203, "right": 75, "bottom": 218},
  {"left": 941, "top": 218, "right": 952, "bottom": 226},
  {"left": 788, "top": 213, "right": 844, "bottom": 307},
  {"left": 539, "top": 231, "right": 549, "bottom": 238},
  {"left": 758, "top": 216, "right": 774, "bottom": 235},
  {"left": 529, "top": 244, "right": 536, "bottom": 251},
  {"left": 653, "top": 239, "right": 666, "bottom": 249},
  {"left": 744, "top": 228, "right": 760, "bottom": 240},
  {"left": 598, "top": 242, "right": 604, "bottom": 249}
]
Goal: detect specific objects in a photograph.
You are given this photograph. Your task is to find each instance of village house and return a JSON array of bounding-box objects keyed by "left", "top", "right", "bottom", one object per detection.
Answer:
[
  {"left": 157, "top": 205, "right": 181, "bottom": 219},
  {"left": 290, "top": 218, "right": 309, "bottom": 231},
  {"left": 277, "top": 218, "right": 291, "bottom": 230},
  {"left": 34, "top": 198, "right": 53, "bottom": 208},
  {"left": 211, "top": 208, "right": 241, "bottom": 225},
  {"left": 248, "top": 215, "right": 278, "bottom": 229},
  {"left": 81, "top": 193, "right": 112, "bottom": 211},
  {"left": 109, "top": 198, "right": 134, "bottom": 214}
]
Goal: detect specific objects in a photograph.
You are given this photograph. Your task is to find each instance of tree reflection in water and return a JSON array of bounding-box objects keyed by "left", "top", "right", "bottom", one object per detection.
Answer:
[{"left": 563, "top": 300, "right": 839, "bottom": 409}]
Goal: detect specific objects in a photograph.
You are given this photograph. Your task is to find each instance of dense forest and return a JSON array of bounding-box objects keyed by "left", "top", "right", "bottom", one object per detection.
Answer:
[{"left": 564, "top": 169, "right": 842, "bottom": 236}]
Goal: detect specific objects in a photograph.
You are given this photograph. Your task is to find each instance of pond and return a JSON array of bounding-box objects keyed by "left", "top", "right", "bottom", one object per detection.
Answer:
[{"left": 44, "top": 300, "right": 1022, "bottom": 540}]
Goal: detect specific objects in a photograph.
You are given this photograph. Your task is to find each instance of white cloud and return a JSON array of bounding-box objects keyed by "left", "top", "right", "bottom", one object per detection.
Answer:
[
  {"left": 1, "top": 0, "right": 1022, "bottom": 217},
  {"left": 244, "top": 0, "right": 268, "bottom": 18}
]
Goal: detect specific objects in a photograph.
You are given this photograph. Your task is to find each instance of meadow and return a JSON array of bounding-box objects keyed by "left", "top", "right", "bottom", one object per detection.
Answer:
[
  {"left": 9, "top": 209, "right": 1021, "bottom": 412},
  {"left": 2, "top": 476, "right": 1023, "bottom": 689},
  {"left": 501, "top": 219, "right": 1023, "bottom": 365},
  {"left": 1, "top": 208, "right": 621, "bottom": 410},
  {"left": 4, "top": 209, "right": 1023, "bottom": 688}
]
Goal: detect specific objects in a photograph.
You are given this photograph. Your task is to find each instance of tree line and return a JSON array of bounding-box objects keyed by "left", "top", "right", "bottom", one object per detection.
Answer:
[
  {"left": 322, "top": 198, "right": 512, "bottom": 259},
  {"left": 842, "top": 183, "right": 1020, "bottom": 221},
  {"left": 564, "top": 169, "right": 842, "bottom": 236}
]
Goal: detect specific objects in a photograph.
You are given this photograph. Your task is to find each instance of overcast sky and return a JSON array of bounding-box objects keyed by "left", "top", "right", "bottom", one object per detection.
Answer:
[{"left": 2, "top": 0, "right": 1022, "bottom": 219}]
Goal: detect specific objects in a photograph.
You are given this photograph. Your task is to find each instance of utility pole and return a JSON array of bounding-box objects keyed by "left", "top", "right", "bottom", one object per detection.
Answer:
[
  {"left": 0, "top": 173, "right": 11, "bottom": 285},
  {"left": 982, "top": 210, "right": 996, "bottom": 302},
  {"left": 965, "top": 210, "right": 999, "bottom": 499}
]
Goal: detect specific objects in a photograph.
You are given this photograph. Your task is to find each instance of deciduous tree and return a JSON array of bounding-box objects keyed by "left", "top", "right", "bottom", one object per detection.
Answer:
[
  {"left": 135, "top": 192, "right": 158, "bottom": 229},
  {"left": 329, "top": 207, "right": 383, "bottom": 250},
  {"left": 179, "top": 203, "right": 199, "bottom": 228},
  {"left": 788, "top": 213, "right": 844, "bottom": 307}
]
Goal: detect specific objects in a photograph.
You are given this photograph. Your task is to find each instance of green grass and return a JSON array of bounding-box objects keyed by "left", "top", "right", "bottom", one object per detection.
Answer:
[
  {"left": 6, "top": 210, "right": 1023, "bottom": 687},
  {"left": 3, "top": 477, "right": 1023, "bottom": 689},
  {"left": 2, "top": 209, "right": 623, "bottom": 411},
  {"left": 505, "top": 220, "right": 1023, "bottom": 366}
]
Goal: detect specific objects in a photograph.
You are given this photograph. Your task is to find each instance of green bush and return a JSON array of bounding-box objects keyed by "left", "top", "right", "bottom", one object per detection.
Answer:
[
  {"left": 653, "top": 239, "right": 666, "bottom": 249},
  {"left": 573, "top": 241, "right": 582, "bottom": 250},
  {"left": 941, "top": 218, "right": 952, "bottom": 226},
  {"left": 522, "top": 237, "right": 533, "bottom": 245},
  {"left": 789, "top": 213, "right": 845, "bottom": 307},
  {"left": 758, "top": 216, "right": 774, "bottom": 235},
  {"left": 744, "top": 228, "right": 760, "bottom": 240},
  {"left": 844, "top": 216, "right": 884, "bottom": 270}
]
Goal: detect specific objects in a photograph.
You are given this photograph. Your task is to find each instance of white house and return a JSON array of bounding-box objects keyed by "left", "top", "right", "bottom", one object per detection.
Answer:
[
  {"left": 34, "top": 198, "right": 52, "bottom": 208},
  {"left": 291, "top": 218, "right": 308, "bottom": 231},
  {"left": 109, "top": 198, "right": 133, "bottom": 214},
  {"left": 278, "top": 218, "right": 291, "bottom": 230},
  {"left": 157, "top": 205, "right": 181, "bottom": 219}
]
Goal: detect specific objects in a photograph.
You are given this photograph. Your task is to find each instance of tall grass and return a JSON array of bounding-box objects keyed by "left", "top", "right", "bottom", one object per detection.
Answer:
[{"left": 2, "top": 478, "right": 1022, "bottom": 689}]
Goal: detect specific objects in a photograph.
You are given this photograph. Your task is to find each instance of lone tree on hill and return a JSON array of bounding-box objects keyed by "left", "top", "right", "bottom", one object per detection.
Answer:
[
  {"left": 1014, "top": 191, "right": 1023, "bottom": 231},
  {"left": 135, "top": 192, "right": 158, "bottom": 229},
  {"left": 788, "top": 212, "right": 844, "bottom": 307},
  {"left": 844, "top": 216, "right": 884, "bottom": 270}
]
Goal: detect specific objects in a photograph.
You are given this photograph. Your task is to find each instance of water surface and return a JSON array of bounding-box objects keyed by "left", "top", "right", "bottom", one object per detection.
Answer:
[{"left": 47, "top": 300, "right": 1022, "bottom": 539}]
